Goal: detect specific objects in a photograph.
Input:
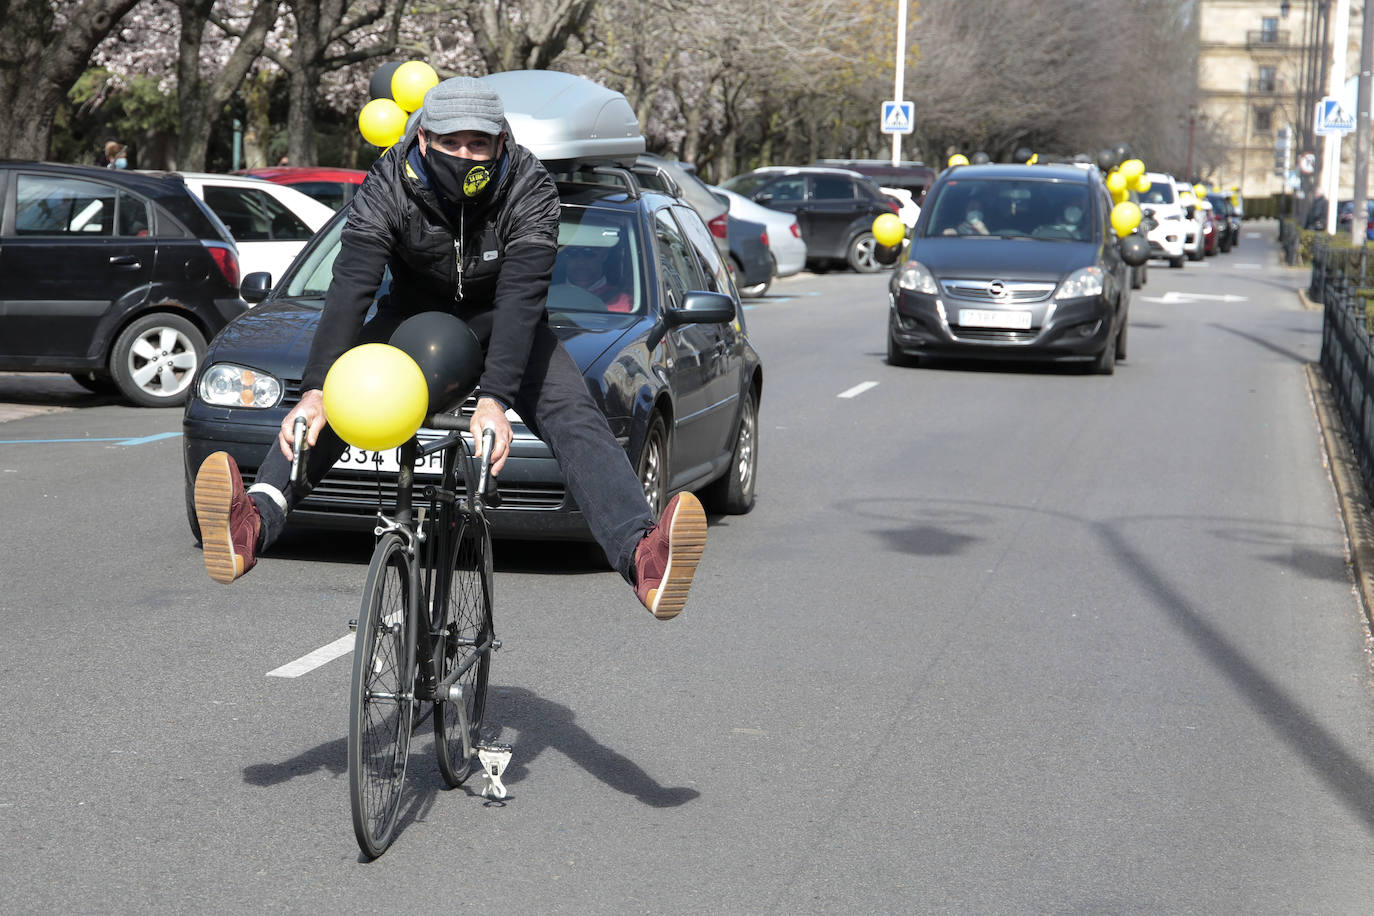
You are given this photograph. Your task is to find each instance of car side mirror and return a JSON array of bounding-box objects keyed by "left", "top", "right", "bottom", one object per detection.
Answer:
[
  {"left": 646, "top": 290, "right": 737, "bottom": 350},
  {"left": 753, "top": 193, "right": 774, "bottom": 206},
  {"left": 240, "top": 271, "right": 273, "bottom": 303}
]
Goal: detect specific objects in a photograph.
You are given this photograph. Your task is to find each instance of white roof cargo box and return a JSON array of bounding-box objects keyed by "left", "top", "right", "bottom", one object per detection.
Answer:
[{"left": 479, "top": 70, "right": 645, "bottom": 168}]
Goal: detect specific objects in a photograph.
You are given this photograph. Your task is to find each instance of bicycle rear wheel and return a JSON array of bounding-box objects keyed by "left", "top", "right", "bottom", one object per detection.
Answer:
[
  {"left": 434, "top": 508, "right": 494, "bottom": 787},
  {"left": 349, "top": 532, "right": 415, "bottom": 858}
]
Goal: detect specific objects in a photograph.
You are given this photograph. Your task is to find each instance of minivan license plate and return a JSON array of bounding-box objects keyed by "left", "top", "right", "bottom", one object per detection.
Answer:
[{"left": 958, "top": 308, "right": 1032, "bottom": 330}]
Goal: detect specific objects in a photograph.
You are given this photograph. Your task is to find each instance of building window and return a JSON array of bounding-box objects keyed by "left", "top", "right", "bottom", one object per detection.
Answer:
[
  {"left": 1255, "top": 107, "right": 1273, "bottom": 132},
  {"left": 1260, "top": 17, "right": 1279, "bottom": 42},
  {"left": 1257, "top": 66, "right": 1276, "bottom": 93}
]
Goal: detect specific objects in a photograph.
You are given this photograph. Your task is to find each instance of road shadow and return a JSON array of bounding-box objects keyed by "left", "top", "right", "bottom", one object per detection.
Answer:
[
  {"left": 244, "top": 529, "right": 610, "bottom": 576},
  {"left": 0, "top": 372, "right": 120, "bottom": 407}
]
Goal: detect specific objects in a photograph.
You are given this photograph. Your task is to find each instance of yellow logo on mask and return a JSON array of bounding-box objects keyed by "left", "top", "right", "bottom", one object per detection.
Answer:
[{"left": 464, "top": 166, "right": 491, "bottom": 197}]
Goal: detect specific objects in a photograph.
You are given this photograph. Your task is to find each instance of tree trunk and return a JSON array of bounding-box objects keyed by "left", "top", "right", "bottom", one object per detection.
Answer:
[{"left": 0, "top": 0, "right": 144, "bottom": 159}]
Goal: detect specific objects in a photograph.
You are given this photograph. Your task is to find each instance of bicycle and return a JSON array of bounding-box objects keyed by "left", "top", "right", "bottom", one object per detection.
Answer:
[{"left": 291, "top": 407, "right": 504, "bottom": 859}]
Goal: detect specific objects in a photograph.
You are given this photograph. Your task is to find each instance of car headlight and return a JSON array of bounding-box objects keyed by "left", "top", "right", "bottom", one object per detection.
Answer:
[
  {"left": 1055, "top": 266, "right": 1105, "bottom": 300},
  {"left": 198, "top": 363, "right": 283, "bottom": 408},
  {"left": 897, "top": 260, "right": 939, "bottom": 295}
]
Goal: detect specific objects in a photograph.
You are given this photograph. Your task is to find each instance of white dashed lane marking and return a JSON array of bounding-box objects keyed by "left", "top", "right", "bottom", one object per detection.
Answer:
[{"left": 838, "top": 381, "right": 879, "bottom": 399}]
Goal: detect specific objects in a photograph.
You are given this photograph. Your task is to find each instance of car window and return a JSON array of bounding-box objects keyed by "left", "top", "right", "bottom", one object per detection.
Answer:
[
  {"left": 766, "top": 177, "right": 806, "bottom": 202},
  {"left": 14, "top": 175, "right": 117, "bottom": 236},
  {"left": 654, "top": 208, "right": 707, "bottom": 309},
  {"left": 550, "top": 207, "right": 643, "bottom": 318},
  {"left": 203, "top": 186, "right": 313, "bottom": 241},
  {"left": 117, "top": 192, "right": 151, "bottom": 237},
  {"left": 810, "top": 176, "right": 857, "bottom": 200},
  {"left": 672, "top": 204, "right": 731, "bottom": 295},
  {"left": 283, "top": 216, "right": 344, "bottom": 297},
  {"left": 290, "top": 181, "right": 349, "bottom": 211}
]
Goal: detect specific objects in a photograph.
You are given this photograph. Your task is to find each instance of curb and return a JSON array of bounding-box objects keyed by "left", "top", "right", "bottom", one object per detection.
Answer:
[{"left": 1306, "top": 362, "right": 1374, "bottom": 632}]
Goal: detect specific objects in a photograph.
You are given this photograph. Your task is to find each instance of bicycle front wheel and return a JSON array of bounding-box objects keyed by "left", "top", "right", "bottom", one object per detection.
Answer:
[
  {"left": 434, "top": 508, "right": 494, "bottom": 788},
  {"left": 349, "top": 532, "right": 415, "bottom": 858}
]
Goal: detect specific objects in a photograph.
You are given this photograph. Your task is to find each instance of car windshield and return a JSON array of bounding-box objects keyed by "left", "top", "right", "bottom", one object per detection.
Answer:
[
  {"left": 279, "top": 205, "right": 644, "bottom": 329},
  {"left": 1138, "top": 183, "right": 1176, "bottom": 205},
  {"left": 922, "top": 178, "right": 1093, "bottom": 242}
]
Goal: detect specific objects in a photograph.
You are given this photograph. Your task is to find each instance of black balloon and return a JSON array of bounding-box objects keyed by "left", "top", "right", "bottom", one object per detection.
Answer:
[
  {"left": 1113, "top": 142, "right": 1131, "bottom": 164},
  {"left": 369, "top": 61, "right": 403, "bottom": 101},
  {"left": 972, "top": 151, "right": 990, "bottom": 164},
  {"left": 1014, "top": 146, "right": 1033, "bottom": 164},
  {"left": 389, "top": 312, "right": 484, "bottom": 412},
  {"left": 1096, "top": 148, "right": 1116, "bottom": 173},
  {"left": 1119, "top": 233, "right": 1150, "bottom": 267}
]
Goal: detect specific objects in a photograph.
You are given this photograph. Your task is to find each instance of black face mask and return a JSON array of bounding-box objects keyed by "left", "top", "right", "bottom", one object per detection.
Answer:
[{"left": 424, "top": 149, "right": 496, "bottom": 204}]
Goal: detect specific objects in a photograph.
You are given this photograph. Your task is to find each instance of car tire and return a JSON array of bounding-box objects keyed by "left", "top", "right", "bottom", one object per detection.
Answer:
[
  {"left": 1115, "top": 316, "right": 1128, "bottom": 362},
  {"left": 1130, "top": 266, "right": 1143, "bottom": 290},
  {"left": 1094, "top": 329, "right": 1117, "bottom": 375},
  {"left": 703, "top": 386, "right": 758, "bottom": 515},
  {"left": 1188, "top": 245, "right": 1204, "bottom": 262},
  {"left": 1169, "top": 256, "right": 1185, "bottom": 269},
  {"left": 70, "top": 371, "right": 120, "bottom": 395},
  {"left": 109, "top": 312, "right": 206, "bottom": 407},
  {"left": 886, "top": 325, "right": 918, "bottom": 367},
  {"left": 636, "top": 413, "right": 669, "bottom": 520},
  {"left": 846, "top": 232, "right": 885, "bottom": 273},
  {"left": 185, "top": 481, "right": 203, "bottom": 545}
]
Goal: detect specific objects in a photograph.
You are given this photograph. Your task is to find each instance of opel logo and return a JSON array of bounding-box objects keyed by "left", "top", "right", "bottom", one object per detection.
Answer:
[{"left": 988, "top": 280, "right": 1008, "bottom": 298}]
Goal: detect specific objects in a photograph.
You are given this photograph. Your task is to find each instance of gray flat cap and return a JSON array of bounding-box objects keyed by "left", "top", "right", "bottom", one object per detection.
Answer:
[{"left": 419, "top": 77, "right": 504, "bottom": 136}]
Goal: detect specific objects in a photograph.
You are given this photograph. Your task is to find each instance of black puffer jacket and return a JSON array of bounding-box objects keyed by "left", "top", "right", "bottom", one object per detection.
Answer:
[{"left": 300, "top": 131, "right": 561, "bottom": 406}]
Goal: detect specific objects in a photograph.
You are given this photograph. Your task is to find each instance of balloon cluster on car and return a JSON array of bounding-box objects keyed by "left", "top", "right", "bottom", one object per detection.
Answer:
[
  {"left": 1096, "top": 145, "right": 1150, "bottom": 266},
  {"left": 357, "top": 61, "right": 440, "bottom": 147}
]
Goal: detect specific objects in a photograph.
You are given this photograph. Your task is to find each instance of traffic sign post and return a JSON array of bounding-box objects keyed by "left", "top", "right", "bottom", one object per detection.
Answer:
[{"left": 888, "top": 0, "right": 910, "bottom": 166}]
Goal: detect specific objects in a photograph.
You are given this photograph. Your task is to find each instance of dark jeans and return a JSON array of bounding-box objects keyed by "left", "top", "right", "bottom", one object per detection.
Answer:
[{"left": 255, "top": 317, "right": 655, "bottom": 582}]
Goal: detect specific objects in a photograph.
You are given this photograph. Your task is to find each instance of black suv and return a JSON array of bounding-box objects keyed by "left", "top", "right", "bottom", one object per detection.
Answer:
[
  {"left": 0, "top": 162, "right": 247, "bottom": 406},
  {"left": 720, "top": 166, "right": 899, "bottom": 273}
]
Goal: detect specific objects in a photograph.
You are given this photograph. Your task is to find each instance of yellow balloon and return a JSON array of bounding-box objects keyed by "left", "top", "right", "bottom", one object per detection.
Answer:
[
  {"left": 1110, "top": 201, "right": 1143, "bottom": 237},
  {"left": 1026, "top": 152, "right": 1038, "bottom": 165},
  {"left": 872, "top": 213, "right": 906, "bottom": 248},
  {"left": 391, "top": 61, "right": 439, "bottom": 113},
  {"left": 1106, "top": 171, "right": 1126, "bottom": 194},
  {"left": 322, "top": 343, "right": 429, "bottom": 451},
  {"left": 1119, "top": 158, "right": 1145, "bottom": 181},
  {"left": 358, "top": 98, "right": 407, "bottom": 147},
  {"left": 948, "top": 154, "right": 969, "bottom": 167},
  {"left": 1132, "top": 175, "right": 1151, "bottom": 193},
  {"left": 1193, "top": 183, "right": 1208, "bottom": 199},
  {"left": 1112, "top": 185, "right": 1131, "bottom": 204}
]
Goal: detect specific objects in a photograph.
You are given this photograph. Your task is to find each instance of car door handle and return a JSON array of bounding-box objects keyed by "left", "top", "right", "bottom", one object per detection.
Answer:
[{"left": 109, "top": 255, "right": 142, "bottom": 267}]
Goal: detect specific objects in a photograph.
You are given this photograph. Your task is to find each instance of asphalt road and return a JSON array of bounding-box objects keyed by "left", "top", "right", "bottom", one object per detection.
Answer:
[{"left": 4, "top": 224, "right": 1374, "bottom": 914}]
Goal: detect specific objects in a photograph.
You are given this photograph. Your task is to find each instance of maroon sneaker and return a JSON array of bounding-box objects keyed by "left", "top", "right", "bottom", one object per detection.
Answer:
[
  {"left": 633, "top": 492, "right": 707, "bottom": 620},
  {"left": 194, "top": 451, "right": 261, "bottom": 583}
]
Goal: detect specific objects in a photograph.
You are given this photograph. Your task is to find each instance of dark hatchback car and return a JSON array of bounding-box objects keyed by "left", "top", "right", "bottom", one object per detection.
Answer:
[
  {"left": 886, "top": 163, "right": 1130, "bottom": 374},
  {"left": 0, "top": 162, "right": 247, "bottom": 405},
  {"left": 721, "top": 166, "right": 899, "bottom": 273},
  {"left": 182, "top": 171, "right": 763, "bottom": 542}
]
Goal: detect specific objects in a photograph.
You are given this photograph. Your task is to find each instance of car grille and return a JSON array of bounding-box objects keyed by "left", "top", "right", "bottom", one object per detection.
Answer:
[
  {"left": 941, "top": 279, "right": 1055, "bottom": 303},
  {"left": 949, "top": 327, "right": 1038, "bottom": 343}
]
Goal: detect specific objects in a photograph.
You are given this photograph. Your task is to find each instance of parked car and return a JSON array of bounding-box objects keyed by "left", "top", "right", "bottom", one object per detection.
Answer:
[
  {"left": 712, "top": 185, "right": 808, "bottom": 281},
  {"left": 182, "top": 70, "right": 763, "bottom": 543},
  {"left": 0, "top": 161, "right": 247, "bottom": 405},
  {"left": 886, "top": 163, "right": 1130, "bottom": 374},
  {"left": 1207, "top": 192, "right": 1240, "bottom": 250},
  {"left": 177, "top": 172, "right": 335, "bottom": 284},
  {"left": 721, "top": 166, "right": 900, "bottom": 273},
  {"left": 631, "top": 153, "right": 730, "bottom": 260},
  {"left": 1137, "top": 173, "right": 1187, "bottom": 268},
  {"left": 725, "top": 214, "right": 774, "bottom": 297},
  {"left": 241, "top": 166, "right": 367, "bottom": 211},
  {"left": 812, "top": 158, "right": 936, "bottom": 206}
]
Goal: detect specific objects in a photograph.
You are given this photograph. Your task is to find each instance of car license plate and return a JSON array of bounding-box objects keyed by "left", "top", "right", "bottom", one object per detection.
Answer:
[
  {"left": 958, "top": 308, "right": 1032, "bottom": 330},
  {"left": 334, "top": 435, "right": 446, "bottom": 477}
]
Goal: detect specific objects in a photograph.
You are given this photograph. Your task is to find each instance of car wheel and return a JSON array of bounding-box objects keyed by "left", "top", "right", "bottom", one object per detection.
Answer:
[
  {"left": 636, "top": 413, "right": 669, "bottom": 519},
  {"left": 1169, "top": 256, "right": 1185, "bottom": 269},
  {"left": 109, "top": 312, "right": 206, "bottom": 407},
  {"left": 886, "top": 324, "right": 918, "bottom": 367},
  {"left": 185, "top": 480, "right": 203, "bottom": 545},
  {"left": 1188, "top": 245, "right": 1204, "bottom": 262},
  {"left": 1115, "top": 316, "right": 1128, "bottom": 362},
  {"left": 1130, "top": 266, "right": 1143, "bottom": 290},
  {"left": 846, "top": 232, "right": 885, "bottom": 273},
  {"left": 703, "top": 386, "right": 758, "bottom": 515},
  {"left": 1094, "top": 330, "right": 1117, "bottom": 375},
  {"left": 70, "top": 371, "right": 120, "bottom": 395}
]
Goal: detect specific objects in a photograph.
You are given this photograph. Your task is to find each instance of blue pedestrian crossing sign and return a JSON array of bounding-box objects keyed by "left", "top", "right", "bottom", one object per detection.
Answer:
[
  {"left": 1316, "top": 97, "right": 1356, "bottom": 135},
  {"left": 881, "top": 101, "right": 915, "bottom": 135}
]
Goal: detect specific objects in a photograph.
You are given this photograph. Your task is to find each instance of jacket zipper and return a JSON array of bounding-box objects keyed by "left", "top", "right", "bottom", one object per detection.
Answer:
[{"left": 454, "top": 217, "right": 465, "bottom": 301}]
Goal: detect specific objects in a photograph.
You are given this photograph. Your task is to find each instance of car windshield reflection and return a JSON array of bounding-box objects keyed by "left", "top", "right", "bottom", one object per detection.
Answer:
[{"left": 923, "top": 178, "right": 1093, "bottom": 242}]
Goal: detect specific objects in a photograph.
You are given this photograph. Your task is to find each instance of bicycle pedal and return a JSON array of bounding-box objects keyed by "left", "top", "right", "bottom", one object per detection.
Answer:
[{"left": 477, "top": 743, "right": 513, "bottom": 800}]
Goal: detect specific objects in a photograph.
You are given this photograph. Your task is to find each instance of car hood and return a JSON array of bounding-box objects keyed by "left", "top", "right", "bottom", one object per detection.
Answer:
[
  {"left": 910, "top": 237, "right": 1098, "bottom": 281},
  {"left": 207, "top": 295, "right": 640, "bottom": 381}
]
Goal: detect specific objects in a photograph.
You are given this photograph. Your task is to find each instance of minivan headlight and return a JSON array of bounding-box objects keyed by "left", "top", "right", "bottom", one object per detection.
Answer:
[
  {"left": 897, "top": 261, "right": 939, "bottom": 295},
  {"left": 1055, "top": 266, "right": 1104, "bottom": 300},
  {"left": 199, "top": 363, "right": 282, "bottom": 408}
]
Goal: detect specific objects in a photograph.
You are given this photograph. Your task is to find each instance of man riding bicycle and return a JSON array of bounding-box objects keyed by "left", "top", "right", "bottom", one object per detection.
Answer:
[{"left": 194, "top": 76, "right": 706, "bottom": 621}]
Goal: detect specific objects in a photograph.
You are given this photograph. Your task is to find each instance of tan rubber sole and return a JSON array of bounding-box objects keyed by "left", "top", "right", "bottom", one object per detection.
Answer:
[
  {"left": 195, "top": 452, "right": 245, "bottom": 584},
  {"left": 647, "top": 492, "right": 707, "bottom": 620}
]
